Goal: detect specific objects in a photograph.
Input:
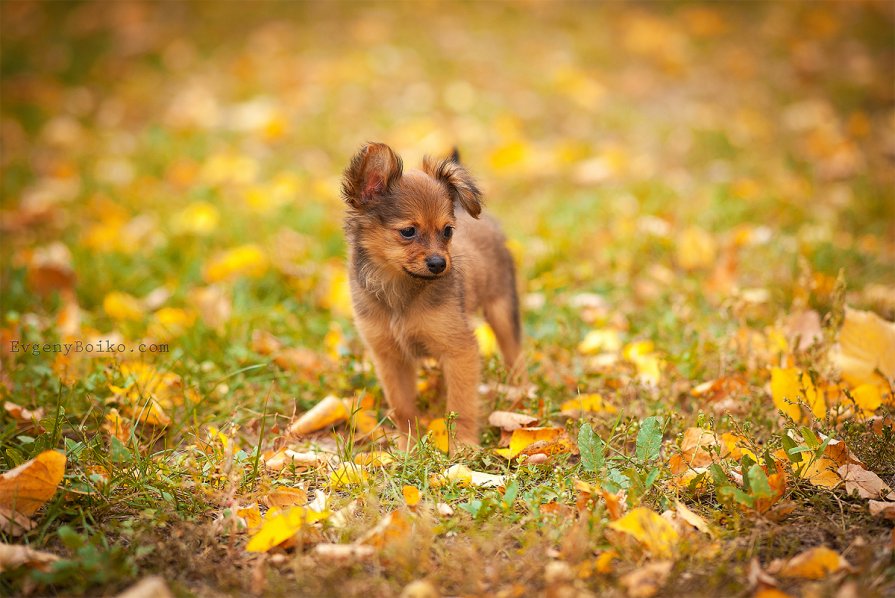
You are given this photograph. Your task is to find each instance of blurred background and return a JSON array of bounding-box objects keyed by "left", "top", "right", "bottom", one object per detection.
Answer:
[{"left": 1, "top": 1, "right": 894, "bottom": 413}]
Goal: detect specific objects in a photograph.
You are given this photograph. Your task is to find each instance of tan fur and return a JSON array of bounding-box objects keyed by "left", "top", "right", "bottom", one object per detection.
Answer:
[{"left": 342, "top": 143, "right": 522, "bottom": 450}]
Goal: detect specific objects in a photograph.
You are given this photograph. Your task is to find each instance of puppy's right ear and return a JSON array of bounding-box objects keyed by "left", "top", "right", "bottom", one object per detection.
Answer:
[{"left": 341, "top": 142, "right": 403, "bottom": 209}]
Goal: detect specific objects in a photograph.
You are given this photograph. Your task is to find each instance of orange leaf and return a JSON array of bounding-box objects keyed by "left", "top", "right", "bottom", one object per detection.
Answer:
[{"left": 0, "top": 451, "right": 66, "bottom": 516}]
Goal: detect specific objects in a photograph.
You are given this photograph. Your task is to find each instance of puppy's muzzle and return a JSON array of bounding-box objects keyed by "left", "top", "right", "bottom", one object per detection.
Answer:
[{"left": 425, "top": 255, "right": 447, "bottom": 274}]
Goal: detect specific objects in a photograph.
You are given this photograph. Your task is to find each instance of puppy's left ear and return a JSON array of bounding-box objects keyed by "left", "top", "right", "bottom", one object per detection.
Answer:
[{"left": 423, "top": 156, "right": 482, "bottom": 218}]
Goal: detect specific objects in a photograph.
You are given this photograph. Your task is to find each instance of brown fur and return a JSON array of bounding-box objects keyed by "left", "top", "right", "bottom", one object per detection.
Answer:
[{"left": 342, "top": 142, "right": 523, "bottom": 450}]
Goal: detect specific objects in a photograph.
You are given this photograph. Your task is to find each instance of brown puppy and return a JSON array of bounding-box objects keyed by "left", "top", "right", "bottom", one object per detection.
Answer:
[{"left": 342, "top": 142, "right": 522, "bottom": 450}]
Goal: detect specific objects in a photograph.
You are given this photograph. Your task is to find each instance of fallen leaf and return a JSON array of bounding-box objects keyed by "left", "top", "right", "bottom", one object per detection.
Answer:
[
  {"left": 770, "top": 367, "right": 825, "bottom": 421},
  {"left": 3, "top": 402, "right": 45, "bottom": 425},
  {"left": 353, "top": 451, "right": 394, "bottom": 467},
  {"left": 430, "top": 464, "right": 506, "bottom": 489},
  {"left": 329, "top": 464, "right": 369, "bottom": 489},
  {"left": 0, "top": 543, "right": 60, "bottom": 573},
  {"left": 769, "top": 546, "right": 851, "bottom": 579},
  {"left": 0, "top": 450, "right": 66, "bottom": 516},
  {"left": 837, "top": 463, "right": 895, "bottom": 500},
  {"left": 0, "top": 507, "right": 36, "bottom": 536},
  {"left": 868, "top": 500, "right": 895, "bottom": 519},
  {"left": 487, "top": 411, "right": 538, "bottom": 431},
  {"left": 619, "top": 560, "right": 673, "bottom": 598},
  {"left": 673, "top": 501, "right": 713, "bottom": 536},
  {"left": 356, "top": 510, "right": 413, "bottom": 548},
  {"left": 103, "top": 291, "right": 145, "bottom": 321},
  {"left": 265, "top": 487, "right": 308, "bottom": 509},
  {"left": 236, "top": 504, "right": 262, "bottom": 531},
  {"left": 833, "top": 307, "right": 895, "bottom": 388},
  {"left": 427, "top": 418, "right": 449, "bottom": 453},
  {"left": 288, "top": 395, "right": 349, "bottom": 436},
  {"left": 313, "top": 543, "right": 375, "bottom": 561},
  {"left": 578, "top": 329, "right": 622, "bottom": 354},
  {"left": 560, "top": 393, "right": 617, "bottom": 416},
  {"left": 608, "top": 507, "right": 679, "bottom": 558},
  {"left": 244, "top": 505, "right": 330, "bottom": 552},
  {"left": 494, "top": 427, "right": 572, "bottom": 460},
  {"left": 114, "top": 575, "right": 175, "bottom": 598},
  {"left": 402, "top": 485, "right": 421, "bottom": 507}
]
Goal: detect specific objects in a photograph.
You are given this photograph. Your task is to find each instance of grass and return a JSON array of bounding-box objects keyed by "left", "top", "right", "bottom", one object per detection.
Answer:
[{"left": 2, "top": 1, "right": 895, "bottom": 596}]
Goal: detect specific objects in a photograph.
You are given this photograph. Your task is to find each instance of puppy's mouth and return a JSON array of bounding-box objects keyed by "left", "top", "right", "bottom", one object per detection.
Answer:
[{"left": 402, "top": 267, "right": 441, "bottom": 280}]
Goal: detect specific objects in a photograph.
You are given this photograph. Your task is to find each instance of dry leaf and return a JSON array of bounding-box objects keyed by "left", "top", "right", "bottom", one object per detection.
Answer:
[
  {"left": 114, "top": 576, "right": 175, "bottom": 598},
  {"left": 244, "top": 506, "right": 330, "bottom": 552},
  {"left": 0, "top": 507, "right": 36, "bottom": 537},
  {"left": 837, "top": 463, "right": 895, "bottom": 500},
  {"left": 430, "top": 464, "right": 506, "bottom": 489},
  {"left": 329, "top": 464, "right": 368, "bottom": 489},
  {"left": 353, "top": 451, "right": 394, "bottom": 467},
  {"left": 0, "top": 450, "right": 66, "bottom": 516},
  {"left": 560, "top": 393, "right": 617, "bottom": 417},
  {"left": 356, "top": 510, "right": 413, "bottom": 548},
  {"left": 769, "top": 545, "right": 851, "bottom": 579},
  {"left": 494, "top": 427, "right": 573, "bottom": 460},
  {"left": 288, "top": 395, "right": 349, "bottom": 436},
  {"left": 868, "top": 500, "right": 895, "bottom": 519},
  {"left": 619, "top": 560, "right": 673, "bottom": 598},
  {"left": 770, "top": 367, "right": 825, "bottom": 421},
  {"left": 487, "top": 411, "right": 538, "bottom": 431},
  {"left": 0, "top": 543, "right": 60, "bottom": 573},
  {"left": 265, "top": 487, "right": 308, "bottom": 509},
  {"left": 313, "top": 543, "right": 375, "bottom": 561},
  {"left": 608, "top": 507, "right": 679, "bottom": 558},
  {"left": 833, "top": 307, "right": 895, "bottom": 387},
  {"left": 236, "top": 504, "right": 262, "bottom": 531}
]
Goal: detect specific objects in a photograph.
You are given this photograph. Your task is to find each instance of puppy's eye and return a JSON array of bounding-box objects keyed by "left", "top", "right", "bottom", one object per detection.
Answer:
[
  {"left": 443, "top": 225, "right": 454, "bottom": 239},
  {"left": 399, "top": 227, "right": 416, "bottom": 239}
]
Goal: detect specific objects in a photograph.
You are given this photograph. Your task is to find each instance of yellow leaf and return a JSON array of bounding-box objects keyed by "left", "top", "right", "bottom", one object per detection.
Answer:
[
  {"left": 0, "top": 451, "right": 66, "bottom": 516},
  {"left": 489, "top": 140, "right": 531, "bottom": 172},
  {"left": 236, "top": 504, "right": 262, "bottom": 531},
  {"left": 429, "top": 464, "right": 506, "bottom": 489},
  {"left": 795, "top": 455, "right": 841, "bottom": 489},
  {"left": 402, "top": 485, "right": 421, "bottom": 507},
  {"left": 623, "top": 340, "right": 655, "bottom": 360},
  {"left": 676, "top": 226, "right": 717, "bottom": 270},
  {"left": 103, "top": 292, "right": 145, "bottom": 321},
  {"left": 560, "top": 393, "right": 617, "bottom": 416},
  {"left": 203, "top": 244, "right": 268, "bottom": 283},
  {"left": 578, "top": 329, "right": 621, "bottom": 354},
  {"left": 474, "top": 323, "right": 498, "bottom": 357},
  {"left": 329, "top": 464, "right": 368, "bottom": 489},
  {"left": 288, "top": 396, "right": 349, "bottom": 436},
  {"left": 719, "top": 432, "right": 757, "bottom": 462},
  {"left": 774, "top": 546, "right": 850, "bottom": 579},
  {"left": 833, "top": 307, "right": 895, "bottom": 388},
  {"left": 770, "top": 367, "right": 824, "bottom": 421},
  {"left": 851, "top": 383, "right": 882, "bottom": 416},
  {"left": 608, "top": 507, "right": 679, "bottom": 558},
  {"left": 494, "top": 427, "right": 570, "bottom": 460},
  {"left": 427, "top": 418, "right": 449, "bottom": 453},
  {"left": 353, "top": 451, "right": 394, "bottom": 467},
  {"left": 244, "top": 505, "right": 330, "bottom": 552}
]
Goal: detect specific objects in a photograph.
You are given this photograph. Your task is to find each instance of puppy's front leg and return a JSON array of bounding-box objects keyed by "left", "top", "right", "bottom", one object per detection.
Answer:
[
  {"left": 442, "top": 341, "right": 482, "bottom": 450},
  {"left": 368, "top": 348, "right": 420, "bottom": 450}
]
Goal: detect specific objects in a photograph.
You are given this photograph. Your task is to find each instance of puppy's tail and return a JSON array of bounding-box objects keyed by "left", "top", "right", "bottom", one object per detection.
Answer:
[{"left": 449, "top": 147, "right": 461, "bottom": 164}]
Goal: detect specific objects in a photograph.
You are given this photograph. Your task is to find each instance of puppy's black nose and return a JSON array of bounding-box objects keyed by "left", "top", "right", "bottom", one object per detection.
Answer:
[{"left": 425, "top": 255, "right": 446, "bottom": 274}]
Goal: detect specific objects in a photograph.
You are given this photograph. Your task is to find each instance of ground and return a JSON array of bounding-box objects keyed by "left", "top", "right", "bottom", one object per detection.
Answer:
[{"left": 1, "top": 2, "right": 894, "bottom": 597}]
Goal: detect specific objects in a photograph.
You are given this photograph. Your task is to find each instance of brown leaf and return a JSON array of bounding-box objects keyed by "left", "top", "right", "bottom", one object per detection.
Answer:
[
  {"left": 487, "top": 410, "right": 538, "bottom": 431},
  {"left": 114, "top": 576, "right": 175, "bottom": 598},
  {"left": 837, "top": 463, "right": 895, "bottom": 500},
  {"left": 619, "top": 560, "right": 673, "bottom": 598},
  {"left": 0, "top": 542, "right": 60, "bottom": 573},
  {"left": 868, "top": 500, "right": 895, "bottom": 519}
]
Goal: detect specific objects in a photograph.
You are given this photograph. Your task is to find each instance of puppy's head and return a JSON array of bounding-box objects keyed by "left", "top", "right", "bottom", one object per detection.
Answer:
[{"left": 342, "top": 142, "right": 481, "bottom": 281}]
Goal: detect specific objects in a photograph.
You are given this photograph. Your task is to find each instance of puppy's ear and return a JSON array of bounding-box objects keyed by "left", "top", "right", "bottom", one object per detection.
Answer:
[
  {"left": 341, "top": 142, "right": 403, "bottom": 209},
  {"left": 423, "top": 156, "right": 482, "bottom": 218}
]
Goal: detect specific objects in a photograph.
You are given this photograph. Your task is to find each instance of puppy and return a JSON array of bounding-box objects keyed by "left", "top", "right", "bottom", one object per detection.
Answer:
[{"left": 341, "top": 142, "right": 522, "bottom": 450}]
